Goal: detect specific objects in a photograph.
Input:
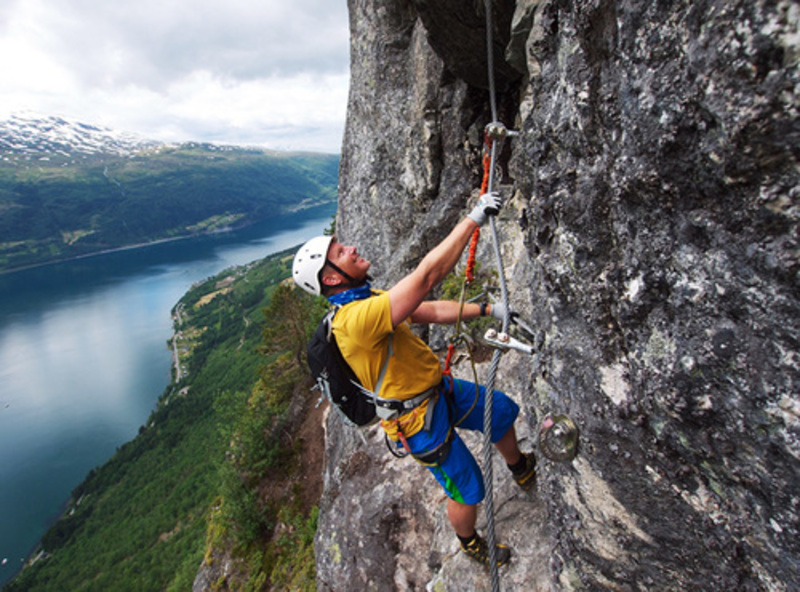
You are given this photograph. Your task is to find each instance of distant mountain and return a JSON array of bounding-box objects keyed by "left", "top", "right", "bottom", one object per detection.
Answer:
[
  {"left": 0, "top": 113, "right": 160, "bottom": 159},
  {"left": 0, "top": 114, "right": 339, "bottom": 272}
]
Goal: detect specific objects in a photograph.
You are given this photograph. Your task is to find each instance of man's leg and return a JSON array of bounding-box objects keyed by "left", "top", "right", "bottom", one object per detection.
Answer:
[
  {"left": 450, "top": 498, "right": 512, "bottom": 566},
  {"left": 409, "top": 407, "right": 510, "bottom": 566},
  {"left": 447, "top": 499, "right": 477, "bottom": 537},
  {"left": 449, "top": 379, "right": 537, "bottom": 492},
  {"left": 495, "top": 423, "right": 537, "bottom": 491},
  {"left": 494, "top": 424, "right": 523, "bottom": 465}
]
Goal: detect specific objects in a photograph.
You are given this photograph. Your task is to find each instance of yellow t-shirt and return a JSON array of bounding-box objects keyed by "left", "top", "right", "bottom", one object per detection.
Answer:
[{"left": 332, "top": 291, "right": 442, "bottom": 438}]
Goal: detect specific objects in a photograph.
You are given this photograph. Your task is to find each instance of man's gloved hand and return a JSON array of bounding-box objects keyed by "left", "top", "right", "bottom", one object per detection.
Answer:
[
  {"left": 489, "top": 302, "right": 518, "bottom": 323},
  {"left": 468, "top": 191, "right": 503, "bottom": 226}
]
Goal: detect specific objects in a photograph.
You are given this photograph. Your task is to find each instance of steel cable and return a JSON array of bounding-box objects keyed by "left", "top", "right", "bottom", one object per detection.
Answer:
[{"left": 480, "top": 2, "right": 510, "bottom": 590}]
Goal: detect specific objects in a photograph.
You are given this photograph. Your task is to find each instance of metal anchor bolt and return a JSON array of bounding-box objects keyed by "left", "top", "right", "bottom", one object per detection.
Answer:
[{"left": 483, "top": 328, "right": 533, "bottom": 355}]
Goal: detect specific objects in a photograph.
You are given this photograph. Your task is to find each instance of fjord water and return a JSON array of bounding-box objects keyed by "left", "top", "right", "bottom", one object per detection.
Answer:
[{"left": 0, "top": 204, "right": 335, "bottom": 586}]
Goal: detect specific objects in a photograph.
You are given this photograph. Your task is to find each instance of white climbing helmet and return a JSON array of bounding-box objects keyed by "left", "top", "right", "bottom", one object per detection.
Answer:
[{"left": 292, "top": 235, "right": 334, "bottom": 296}]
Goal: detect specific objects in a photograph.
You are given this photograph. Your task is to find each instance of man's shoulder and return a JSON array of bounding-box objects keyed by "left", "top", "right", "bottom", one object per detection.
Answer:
[{"left": 334, "top": 292, "right": 392, "bottom": 340}]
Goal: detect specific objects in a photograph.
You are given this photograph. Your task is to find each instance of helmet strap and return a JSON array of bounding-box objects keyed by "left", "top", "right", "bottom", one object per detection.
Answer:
[{"left": 324, "top": 259, "right": 368, "bottom": 290}]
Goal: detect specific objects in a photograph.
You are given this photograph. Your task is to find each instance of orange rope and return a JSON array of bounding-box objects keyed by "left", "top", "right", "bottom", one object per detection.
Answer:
[
  {"left": 465, "top": 229, "right": 480, "bottom": 283},
  {"left": 465, "top": 131, "right": 494, "bottom": 284},
  {"left": 442, "top": 343, "right": 456, "bottom": 377},
  {"left": 480, "top": 130, "right": 493, "bottom": 195}
]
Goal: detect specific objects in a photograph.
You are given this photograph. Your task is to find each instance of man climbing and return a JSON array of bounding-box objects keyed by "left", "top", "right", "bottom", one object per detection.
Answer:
[{"left": 292, "top": 192, "right": 536, "bottom": 567}]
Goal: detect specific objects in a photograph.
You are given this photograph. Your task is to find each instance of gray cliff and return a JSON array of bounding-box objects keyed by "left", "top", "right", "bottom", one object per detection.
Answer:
[{"left": 315, "top": 0, "right": 799, "bottom": 590}]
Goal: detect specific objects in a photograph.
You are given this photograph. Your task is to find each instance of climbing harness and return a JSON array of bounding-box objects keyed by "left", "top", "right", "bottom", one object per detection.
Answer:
[{"left": 384, "top": 381, "right": 458, "bottom": 467}]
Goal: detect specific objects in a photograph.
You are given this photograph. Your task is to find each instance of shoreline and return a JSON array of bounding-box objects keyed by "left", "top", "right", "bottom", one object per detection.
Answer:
[
  {"left": 0, "top": 206, "right": 333, "bottom": 587},
  {"left": 0, "top": 201, "right": 336, "bottom": 276}
]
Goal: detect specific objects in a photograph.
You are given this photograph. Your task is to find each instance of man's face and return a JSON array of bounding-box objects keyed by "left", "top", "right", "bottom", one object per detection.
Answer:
[{"left": 326, "top": 238, "right": 371, "bottom": 283}]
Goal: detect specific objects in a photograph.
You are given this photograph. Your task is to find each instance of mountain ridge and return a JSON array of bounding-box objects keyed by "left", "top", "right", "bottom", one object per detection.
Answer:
[
  {"left": 0, "top": 112, "right": 330, "bottom": 163},
  {"left": 0, "top": 114, "right": 339, "bottom": 273},
  {"left": 0, "top": 113, "right": 159, "bottom": 160}
]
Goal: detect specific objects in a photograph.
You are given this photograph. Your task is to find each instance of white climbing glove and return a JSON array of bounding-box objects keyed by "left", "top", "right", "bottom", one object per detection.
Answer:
[
  {"left": 489, "top": 302, "right": 518, "bottom": 323},
  {"left": 467, "top": 191, "right": 503, "bottom": 226}
]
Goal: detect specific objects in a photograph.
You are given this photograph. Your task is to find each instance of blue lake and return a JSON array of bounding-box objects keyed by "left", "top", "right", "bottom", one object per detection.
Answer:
[{"left": 0, "top": 204, "right": 335, "bottom": 586}]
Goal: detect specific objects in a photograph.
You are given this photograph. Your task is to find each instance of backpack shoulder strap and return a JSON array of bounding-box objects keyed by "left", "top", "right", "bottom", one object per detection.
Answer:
[
  {"left": 373, "top": 332, "right": 393, "bottom": 398},
  {"left": 331, "top": 303, "right": 395, "bottom": 412},
  {"left": 322, "top": 307, "right": 337, "bottom": 341}
]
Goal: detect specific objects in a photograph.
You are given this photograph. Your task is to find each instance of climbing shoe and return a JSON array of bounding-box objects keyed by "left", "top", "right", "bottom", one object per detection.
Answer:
[
  {"left": 511, "top": 452, "right": 537, "bottom": 492},
  {"left": 460, "top": 534, "right": 512, "bottom": 567}
]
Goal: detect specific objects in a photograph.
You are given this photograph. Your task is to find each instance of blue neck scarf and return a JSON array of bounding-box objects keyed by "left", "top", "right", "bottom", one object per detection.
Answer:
[{"left": 327, "top": 282, "right": 373, "bottom": 306}]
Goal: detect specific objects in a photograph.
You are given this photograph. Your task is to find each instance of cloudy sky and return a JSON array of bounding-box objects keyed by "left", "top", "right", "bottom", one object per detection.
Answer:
[{"left": 0, "top": 0, "right": 350, "bottom": 153}]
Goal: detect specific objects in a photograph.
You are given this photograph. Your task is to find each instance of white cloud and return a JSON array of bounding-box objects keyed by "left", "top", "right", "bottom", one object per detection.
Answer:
[{"left": 0, "top": 0, "right": 350, "bottom": 152}]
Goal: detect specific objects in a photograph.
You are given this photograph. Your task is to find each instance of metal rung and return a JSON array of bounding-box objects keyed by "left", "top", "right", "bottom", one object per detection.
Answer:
[
  {"left": 485, "top": 121, "right": 519, "bottom": 139},
  {"left": 483, "top": 328, "right": 533, "bottom": 355}
]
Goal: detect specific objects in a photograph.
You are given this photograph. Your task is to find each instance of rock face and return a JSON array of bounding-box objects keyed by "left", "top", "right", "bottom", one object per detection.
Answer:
[{"left": 316, "top": 1, "right": 799, "bottom": 590}]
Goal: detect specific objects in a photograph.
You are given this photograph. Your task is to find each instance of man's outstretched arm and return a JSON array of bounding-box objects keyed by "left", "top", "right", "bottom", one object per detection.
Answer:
[
  {"left": 410, "top": 300, "right": 483, "bottom": 324},
  {"left": 387, "top": 193, "right": 501, "bottom": 328}
]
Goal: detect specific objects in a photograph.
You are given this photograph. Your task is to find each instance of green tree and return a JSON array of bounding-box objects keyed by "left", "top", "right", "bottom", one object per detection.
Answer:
[{"left": 259, "top": 283, "right": 327, "bottom": 367}]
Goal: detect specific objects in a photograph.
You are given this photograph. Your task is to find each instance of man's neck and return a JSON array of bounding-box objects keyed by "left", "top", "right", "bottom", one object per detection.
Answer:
[{"left": 327, "top": 282, "right": 373, "bottom": 306}]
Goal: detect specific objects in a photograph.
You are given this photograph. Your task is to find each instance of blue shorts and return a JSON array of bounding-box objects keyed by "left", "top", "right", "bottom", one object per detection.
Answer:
[{"left": 401, "top": 376, "right": 519, "bottom": 505}]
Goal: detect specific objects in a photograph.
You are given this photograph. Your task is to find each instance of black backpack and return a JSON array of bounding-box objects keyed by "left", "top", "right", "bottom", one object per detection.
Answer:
[{"left": 307, "top": 309, "right": 384, "bottom": 427}]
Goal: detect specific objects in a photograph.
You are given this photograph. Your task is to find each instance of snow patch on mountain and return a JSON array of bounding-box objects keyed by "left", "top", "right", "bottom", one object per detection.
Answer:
[{"left": 0, "top": 113, "right": 162, "bottom": 159}]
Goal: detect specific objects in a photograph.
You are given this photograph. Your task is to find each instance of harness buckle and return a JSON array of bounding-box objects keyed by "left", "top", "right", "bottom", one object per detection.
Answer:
[{"left": 374, "top": 385, "right": 437, "bottom": 420}]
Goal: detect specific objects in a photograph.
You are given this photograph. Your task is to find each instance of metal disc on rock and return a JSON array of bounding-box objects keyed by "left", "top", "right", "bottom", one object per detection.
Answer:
[{"left": 538, "top": 413, "right": 579, "bottom": 462}]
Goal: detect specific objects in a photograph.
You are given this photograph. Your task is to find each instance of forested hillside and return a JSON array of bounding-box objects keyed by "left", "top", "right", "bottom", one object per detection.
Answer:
[
  {"left": 5, "top": 247, "right": 326, "bottom": 591},
  {"left": 0, "top": 143, "right": 338, "bottom": 272}
]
